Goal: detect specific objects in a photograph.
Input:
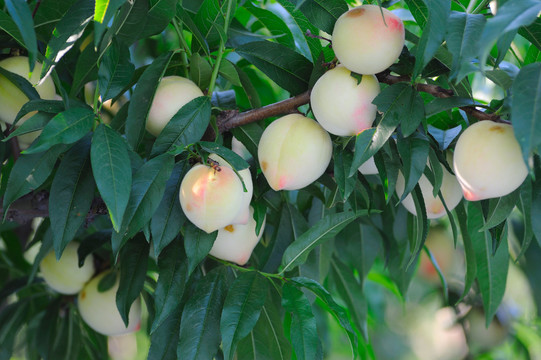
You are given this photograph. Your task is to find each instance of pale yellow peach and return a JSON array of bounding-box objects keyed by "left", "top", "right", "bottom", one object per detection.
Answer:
[
  {"left": 311, "top": 66, "right": 380, "bottom": 136},
  {"left": 358, "top": 156, "right": 378, "bottom": 175},
  {"left": 258, "top": 114, "right": 332, "bottom": 191}
]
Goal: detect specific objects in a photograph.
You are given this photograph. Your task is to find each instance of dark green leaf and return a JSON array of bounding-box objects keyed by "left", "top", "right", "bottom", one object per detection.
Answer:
[
  {"left": 98, "top": 40, "right": 135, "bottom": 102},
  {"left": 231, "top": 123, "right": 263, "bottom": 162},
  {"left": 333, "top": 149, "right": 355, "bottom": 202},
  {"left": 455, "top": 201, "right": 476, "bottom": 302},
  {"left": 77, "top": 230, "right": 111, "bottom": 267},
  {"left": 41, "top": 0, "right": 94, "bottom": 80},
  {"left": 281, "top": 210, "right": 364, "bottom": 273},
  {"left": 349, "top": 128, "right": 376, "bottom": 177},
  {"left": 3, "top": 145, "right": 65, "bottom": 212},
  {"left": 71, "top": 44, "right": 99, "bottom": 97},
  {"left": 151, "top": 96, "right": 211, "bottom": 156},
  {"left": 480, "top": 190, "right": 519, "bottom": 231},
  {"left": 24, "top": 107, "right": 95, "bottom": 154},
  {"left": 0, "top": 66, "right": 40, "bottom": 104},
  {"left": 0, "top": 10, "right": 25, "bottom": 48},
  {"left": 219, "top": 59, "right": 241, "bottom": 86},
  {"left": 111, "top": 154, "right": 175, "bottom": 256},
  {"left": 126, "top": 51, "right": 174, "bottom": 150},
  {"left": 151, "top": 160, "right": 188, "bottom": 257},
  {"left": 192, "top": 0, "right": 232, "bottom": 49},
  {"left": 244, "top": 3, "right": 296, "bottom": 49},
  {"left": 91, "top": 124, "right": 132, "bottom": 231},
  {"left": 148, "top": 308, "right": 181, "bottom": 360},
  {"left": 468, "top": 202, "right": 509, "bottom": 324},
  {"left": 518, "top": 179, "right": 534, "bottom": 257},
  {"left": 151, "top": 239, "right": 189, "bottom": 333},
  {"left": 512, "top": 62, "right": 541, "bottom": 164},
  {"left": 446, "top": 12, "right": 486, "bottom": 83},
  {"left": 184, "top": 222, "right": 218, "bottom": 275},
  {"left": 5, "top": 0, "right": 37, "bottom": 69},
  {"left": 140, "top": 0, "right": 177, "bottom": 38},
  {"left": 236, "top": 41, "right": 313, "bottom": 95},
  {"left": 4, "top": 113, "right": 52, "bottom": 141},
  {"left": 281, "top": 282, "right": 322, "bottom": 360},
  {"left": 221, "top": 272, "right": 269, "bottom": 360},
  {"left": 296, "top": 0, "right": 347, "bottom": 34},
  {"left": 105, "top": 0, "right": 149, "bottom": 46},
  {"left": 116, "top": 235, "right": 149, "bottom": 326},
  {"left": 189, "top": 53, "right": 212, "bottom": 90},
  {"left": 94, "top": 0, "right": 126, "bottom": 48},
  {"left": 178, "top": 267, "right": 230, "bottom": 360},
  {"left": 50, "top": 137, "right": 95, "bottom": 258},
  {"left": 396, "top": 133, "right": 430, "bottom": 201},
  {"left": 519, "top": 17, "right": 541, "bottom": 51},
  {"left": 425, "top": 97, "right": 476, "bottom": 117}
]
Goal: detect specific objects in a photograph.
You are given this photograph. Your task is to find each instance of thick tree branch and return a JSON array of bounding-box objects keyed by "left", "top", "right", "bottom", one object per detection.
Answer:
[{"left": 216, "top": 70, "right": 505, "bottom": 132}]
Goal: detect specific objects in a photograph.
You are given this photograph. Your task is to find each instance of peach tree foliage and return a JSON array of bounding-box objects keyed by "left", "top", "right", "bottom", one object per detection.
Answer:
[{"left": 0, "top": 0, "right": 540, "bottom": 358}]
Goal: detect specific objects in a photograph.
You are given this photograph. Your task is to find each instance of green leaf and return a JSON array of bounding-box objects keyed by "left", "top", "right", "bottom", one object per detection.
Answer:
[
  {"left": 198, "top": 141, "right": 249, "bottom": 171},
  {"left": 105, "top": 0, "right": 149, "bottom": 46},
  {"left": 189, "top": 53, "right": 212, "bottom": 90},
  {"left": 221, "top": 272, "right": 269, "bottom": 360},
  {"left": 237, "top": 290, "right": 292, "bottom": 360},
  {"left": 244, "top": 3, "right": 296, "bottom": 49},
  {"left": 0, "top": 66, "right": 40, "bottom": 104},
  {"left": 116, "top": 234, "right": 149, "bottom": 326},
  {"left": 5, "top": 0, "right": 37, "bottom": 70},
  {"left": 518, "top": 179, "right": 534, "bottom": 257},
  {"left": 329, "top": 257, "right": 368, "bottom": 340},
  {"left": 192, "top": 0, "right": 233, "bottom": 49},
  {"left": 468, "top": 202, "right": 509, "bottom": 324},
  {"left": 41, "top": 0, "right": 95, "bottom": 80},
  {"left": 425, "top": 96, "right": 476, "bottom": 117},
  {"left": 151, "top": 160, "right": 188, "bottom": 257},
  {"left": 404, "top": 0, "right": 428, "bottom": 28},
  {"left": 230, "top": 123, "right": 263, "bottom": 162},
  {"left": 281, "top": 282, "right": 323, "bottom": 360},
  {"left": 3, "top": 145, "right": 65, "bottom": 212},
  {"left": 151, "top": 238, "right": 189, "bottom": 333},
  {"left": 454, "top": 201, "right": 476, "bottom": 302},
  {"left": 413, "top": 0, "right": 450, "bottom": 79},
  {"left": 23, "top": 107, "right": 95, "bottom": 154},
  {"left": 532, "top": 168, "right": 541, "bottom": 247},
  {"left": 94, "top": 0, "right": 126, "bottom": 48},
  {"left": 71, "top": 44, "right": 99, "bottom": 97},
  {"left": 139, "top": 0, "right": 177, "bottom": 39},
  {"left": 91, "top": 124, "right": 132, "bottom": 231},
  {"left": 0, "top": 10, "right": 25, "bottom": 48},
  {"left": 512, "top": 62, "right": 541, "bottom": 164},
  {"left": 292, "top": 276, "right": 357, "bottom": 350},
  {"left": 111, "top": 154, "right": 175, "bottom": 256},
  {"left": 50, "top": 137, "right": 95, "bottom": 258},
  {"left": 445, "top": 12, "right": 486, "bottom": 83},
  {"left": 349, "top": 128, "right": 376, "bottom": 177},
  {"left": 281, "top": 210, "right": 364, "bottom": 273},
  {"left": 184, "top": 222, "right": 218, "bottom": 276},
  {"left": 178, "top": 267, "right": 230, "bottom": 360},
  {"left": 148, "top": 309, "right": 181, "bottom": 360},
  {"left": 98, "top": 40, "right": 135, "bottom": 102},
  {"left": 333, "top": 149, "right": 355, "bottom": 203},
  {"left": 219, "top": 59, "right": 242, "bottom": 87},
  {"left": 519, "top": 17, "right": 541, "bottom": 51},
  {"left": 11, "top": 99, "right": 65, "bottom": 126},
  {"left": 480, "top": 190, "right": 520, "bottom": 231},
  {"left": 478, "top": 0, "right": 541, "bottom": 70},
  {"left": 295, "top": 0, "right": 347, "bottom": 34},
  {"left": 126, "top": 51, "right": 173, "bottom": 150},
  {"left": 177, "top": 4, "right": 210, "bottom": 56},
  {"left": 4, "top": 113, "right": 51, "bottom": 141},
  {"left": 151, "top": 96, "right": 211, "bottom": 156},
  {"left": 236, "top": 41, "right": 313, "bottom": 95},
  {"left": 396, "top": 133, "right": 429, "bottom": 201}
]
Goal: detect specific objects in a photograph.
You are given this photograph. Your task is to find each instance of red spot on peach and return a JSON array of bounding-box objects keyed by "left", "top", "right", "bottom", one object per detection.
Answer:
[
  {"left": 387, "top": 17, "right": 403, "bottom": 32},
  {"left": 278, "top": 176, "right": 287, "bottom": 189},
  {"left": 135, "top": 322, "right": 141, "bottom": 331},
  {"left": 347, "top": 7, "right": 365, "bottom": 18},
  {"left": 186, "top": 204, "right": 192, "bottom": 211},
  {"left": 463, "top": 188, "right": 478, "bottom": 201}
]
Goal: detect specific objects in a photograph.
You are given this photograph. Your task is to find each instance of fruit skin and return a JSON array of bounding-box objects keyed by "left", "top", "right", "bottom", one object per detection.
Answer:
[
  {"left": 0, "top": 56, "right": 56, "bottom": 125},
  {"left": 179, "top": 162, "right": 245, "bottom": 233},
  {"left": 208, "top": 153, "right": 253, "bottom": 225},
  {"left": 258, "top": 114, "right": 332, "bottom": 191},
  {"left": 332, "top": 5, "right": 405, "bottom": 75},
  {"left": 108, "top": 333, "right": 138, "bottom": 360},
  {"left": 396, "top": 161, "right": 463, "bottom": 219},
  {"left": 209, "top": 207, "right": 266, "bottom": 265},
  {"left": 311, "top": 66, "right": 380, "bottom": 136},
  {"left": 146, "top": 76, "right": 204, "bottom": 137},
  {"left": 358, "top": 156, "right": 378, "bottom": 175},
  {"left": 39, "top": 242, "right": 95, "bottom": 295},
  {"left": 231, "top": 136, "right": 252, "bottom": 161},
  {"left": 78, "top": 272, "right": 142, "bottom": 336},
  {"left": 453, "top": 121, "right": 528, "bottom": 201}
]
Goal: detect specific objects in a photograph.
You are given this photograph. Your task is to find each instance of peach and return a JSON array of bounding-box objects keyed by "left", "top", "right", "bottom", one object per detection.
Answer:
[
  {"left": 208, "top": 153, "right": 253, "bottom": 225},
  {"left": 108, "top": 333, "right": 138, "bottom": 360},
  {"left": 39, "top": 242, "right": 95, "bottom": 295},
  {"left": 358, "top": 156, "right": 378, "bottom": 175},
  {"left": 146, "top": 76, "right": 204, "bottom": 136},
  {"left": 179, "top": 162, "right": 245, "bottom": 233},
  {"left": 84, "top": 82, "right": 126, "bottom": 124},
  {"left": 396, "top": 161, "right": 463, "bottom": 219},
  {"left": 78, "top": 272, "right": 142, "bottom": 336},
  {"left": 311, "top": 66, "right": 380, "bottom": 136},
  {"left": 0, "top": 56, "right": 56, "bottom": 125},
  {"left": 258, "top": 114, "right": 332, "bottom": 191},
  {"left": 231, "top": 136, "right": 252, "bottom": 161},
  {"left": 209, "top": 207, "right": 265, "bottom": 265},
  {"left": 453, "top": 121, "right": 528, "bottom": 201},
  {"left": 332, "top": 5, "right": 405, "bottom": 75}
]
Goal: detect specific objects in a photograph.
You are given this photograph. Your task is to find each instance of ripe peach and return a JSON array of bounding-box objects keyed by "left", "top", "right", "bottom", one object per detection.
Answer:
[
  {"left": 146, "top": 76, "right": 204, "bottom": 137},
  {"left": 208, "top": 154, "right": 253, "bottom": 225},
  {"left": 417, "top": 226, "right": 455, "bottom": 283},
  {"left": 311, "top": 66, "right": 380, "bottom": 136},
  {"left": 0, "top": 56, "right": 56, "bottom": 125},
  {"left": 179, "top": 162, "right": 245, "bottom": 233},
  {"left": 78, "top": 272, "right": 141, "bottom": 336},
  {"left": 332, "top": 5, "right": 405, "bottom": 75},
  {"left": 209, "top": 207, "right": 265, "bottom": 265},
  {"left": 108, "top": 333, "right": 138, "bottom": 360},
  {"left": 453, "top": 121, "right": 528, "bottom": 201},
  {"left": 396, "top": 161, "right": 463, "bottom": 219},
  {"left": 39, "top": 242, "right": 95, "bottom": 295},
  {"left": 231, "top": 136, "right": 252, "bottom": 161},
  {"left": 258, "top": 114, "right": 332, "bottom": 191}
]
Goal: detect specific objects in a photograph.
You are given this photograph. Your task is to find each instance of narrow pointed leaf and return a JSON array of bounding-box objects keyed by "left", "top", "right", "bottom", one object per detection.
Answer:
[
  {"left": 91, "top": 124, "right": 132, "bottom": 231},
  {"left": 184, "top": 223, "right": 218, "bottom": 276},
  {"left": 5, "top": 0, "right": 37, "bottom": 69},
  {"left": 0, "top": 10, "right": 25, "bottom": 48},
  {"left": 98, "top": 40, "right": 135, "bottom": 102}
]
